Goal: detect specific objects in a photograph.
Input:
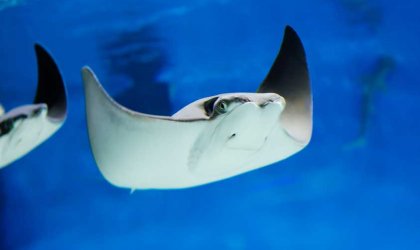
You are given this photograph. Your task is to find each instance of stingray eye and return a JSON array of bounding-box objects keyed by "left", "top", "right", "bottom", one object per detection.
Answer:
[
  {"left": 0, "top": 119, "right": 14, "bottom": 135},
  {"left": 204, "top": 97, "right": 218, "bottom": 116},
  {"left": 216, "top": 100, "right": 228, "bottom": 113}
]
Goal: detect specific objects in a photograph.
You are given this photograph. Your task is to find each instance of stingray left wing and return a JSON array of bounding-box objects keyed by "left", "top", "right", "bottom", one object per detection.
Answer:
[
  {"left": 258, "top": 26, "right": 312, "bottom": 144},
  {"left": 82, "top": 67, "right": 206, "bottom": 189}
]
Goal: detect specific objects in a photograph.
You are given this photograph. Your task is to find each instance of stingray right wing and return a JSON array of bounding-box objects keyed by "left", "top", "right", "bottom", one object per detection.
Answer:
[
  {"left": 258, "top": 26, "right": 312, "bottom": 144},
  {"left": 33, "top": 44, "right": 67, "bottom": 121},
  {"left": 82, "top": 67, "right": 206, "bottom": 189}
]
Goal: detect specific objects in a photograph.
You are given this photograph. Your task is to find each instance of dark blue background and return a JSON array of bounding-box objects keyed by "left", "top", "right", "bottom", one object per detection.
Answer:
[{"left": 1, "top": 0, "right": 419, "bottom": 249}]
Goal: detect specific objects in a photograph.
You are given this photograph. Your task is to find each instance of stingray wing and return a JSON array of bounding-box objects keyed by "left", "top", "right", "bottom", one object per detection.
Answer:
[
  {"left": 82, "top": 67, "right": 206, "bottom": 189},
  {"left": 258, "top": 26, "right": 312, "bottom": 144},
  {"left": 33, "top": 44, "right": 67, "bottom": 121}
]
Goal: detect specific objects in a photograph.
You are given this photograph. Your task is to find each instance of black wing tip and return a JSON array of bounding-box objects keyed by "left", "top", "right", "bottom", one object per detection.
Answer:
[
  {"left": 284, "top": 25, "right": 294, "bottom": 33},
  {"left": 34, "top": 43, "right": 54, "bottom": 63},
  {"left": 259, "top": 25, "right": 309, "bottom": 90},
  {"left": 284, "top": 26, "right": 302, "bottom": 46},
  {"left": 282, "top": 25, "right": 307, "bottom": 60},
  {"left": 34, "top": 43, "right": 67, "bottom": 121},
  {"left": 34, "top": 43, "right": 45, "bottom": 54}
]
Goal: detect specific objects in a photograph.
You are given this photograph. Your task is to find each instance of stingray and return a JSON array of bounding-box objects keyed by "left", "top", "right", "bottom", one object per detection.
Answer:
[
  {"left": 0, "top": 44, "right": 67, "bottom": 168},
  {"left": 82, "top": 26, "right": 312, "bottom": 189}
]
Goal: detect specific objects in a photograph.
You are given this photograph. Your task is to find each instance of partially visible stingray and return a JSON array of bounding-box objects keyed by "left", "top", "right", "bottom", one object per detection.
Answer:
[
  {"left": 83, "top": 26, "right": 312, "bottom": 189},
  {"left": 347, "top": 55, "right": 395, "bottom": 148},
  {"left": 0, "top": 44, "right": 67, "bottom": 168},
  {"left": 101, "top": 24, "right": 171, "bottom": 115}
]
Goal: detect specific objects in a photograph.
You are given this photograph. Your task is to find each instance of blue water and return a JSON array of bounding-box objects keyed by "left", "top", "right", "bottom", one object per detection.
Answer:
[{"left": 1, "top": 0, "right": 419, "bottom": 249}]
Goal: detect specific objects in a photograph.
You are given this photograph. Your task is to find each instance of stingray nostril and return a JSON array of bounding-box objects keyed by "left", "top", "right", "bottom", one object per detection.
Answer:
[
  {"left": 261, "top": 99, "right": 275, "bottom": 107},
  {"left": 32, "top": 108, "right": 43, "bottom": 116},
  {"left": 228, "top": 133, "right": 236, "bottom": 140},
  {"left": 261, "top": 102, "right": 269, "bottom": 107}
]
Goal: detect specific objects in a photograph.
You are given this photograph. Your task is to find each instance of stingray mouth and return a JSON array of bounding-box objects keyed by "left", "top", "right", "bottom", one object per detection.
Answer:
[{"left": 224, "top": 132, "right": 268, "bottom": 151}]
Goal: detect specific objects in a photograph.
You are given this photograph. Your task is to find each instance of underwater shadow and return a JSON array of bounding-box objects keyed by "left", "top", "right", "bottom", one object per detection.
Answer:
[{"left": 101, "top": 24, "right": 171, "bottom": 116}]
